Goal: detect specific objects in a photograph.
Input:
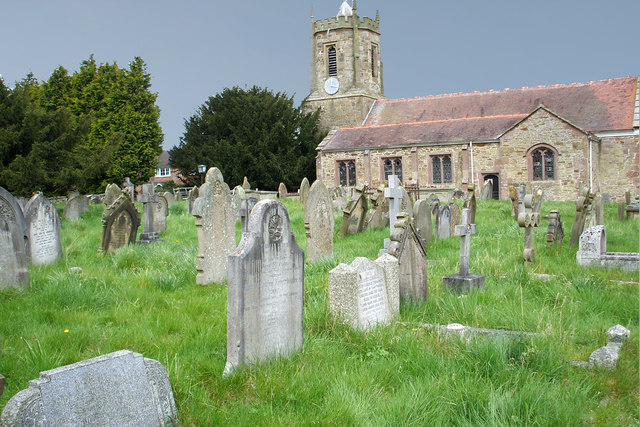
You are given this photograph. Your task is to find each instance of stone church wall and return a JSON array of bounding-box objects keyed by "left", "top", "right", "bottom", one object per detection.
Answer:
[{"left": 598, "top": 134, "right": 639, "bottom": 202}]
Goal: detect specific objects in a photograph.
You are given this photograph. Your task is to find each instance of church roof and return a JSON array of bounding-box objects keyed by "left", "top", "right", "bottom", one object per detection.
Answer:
[{"left": 320, "top": 76, "right": 638, "bottom": 151}]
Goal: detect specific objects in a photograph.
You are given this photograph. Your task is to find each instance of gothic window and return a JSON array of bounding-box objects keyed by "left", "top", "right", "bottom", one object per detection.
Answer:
[
  {"left": 431, "top": 155, "right": 452, "bottom": 184},
  {"left": 383, "top": 157, "right": 402, "bottom": 181},
  {"left": 371, "top": 44, "right": 378, "bottom": 77},
  {"left": 528, "top": 145, "right": 556, "bottom": 181},
  {"left": 337, "top": 160, "right": 356, "bottom": 186},
  {"left": 328, "top": 46, "right": 337, "bottom": 77}
]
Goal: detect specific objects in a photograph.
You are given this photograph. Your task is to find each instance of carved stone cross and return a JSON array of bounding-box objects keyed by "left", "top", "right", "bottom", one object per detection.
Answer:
[
  {"left": 517, "top": 187, "right": 544, "bottom": 262},
  {"left": 454, "top": 208, "right": 476, "bottom": 276},
  {"left": 384, "top": 175, "right": 403, "bottom": 230}
]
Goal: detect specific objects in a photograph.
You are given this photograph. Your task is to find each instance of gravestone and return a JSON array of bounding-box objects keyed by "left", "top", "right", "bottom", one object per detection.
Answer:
[
  {"left": 412, "top": 199, "right": 433, "bottom": 246},
  {"left": 0, "top": 186, "right": 29, "bottom": 257},
  {"left": 426, "top": 194, "right": 440, "bottom": 216},
  {"left": 175, "top": 191, "right": 183, "bottom": 201},
  {"left": 546, "top": 210, "right": 564, "bottom": 245},
  {"left": 462, "top": 183, "right": 477, "bottom": 224},
  {"left": 299, "top": 177, "right": 310, "bottom": 206},
  {"left": 329, "top": 255, "right": 399, "bottom": 330},
  {"left": 517, "top": 185, "right": 544, "bottom": 263},
  {"left": 340, "top": 184, "right": 368, "bottom": 237},
  {"left": 15, "top": 197, "right": 27, "bottom": 212},
  {"left": 304, "top": 180, "right": 334, "bottom": 261},
  {"left": 242, "top": 176, "right": 251, "bottom": 190},
  {"left": 100, "top": 196, "right": 141, "bottom": 252},
  {"left": 508, "top": 184, "right": 519, "bottom": 217},
  {"left": 0, "top": 350, "right": 177, "bottom": 426},
  {"left": 122, "top": 177, "right": 134, "bottom": 199},
  {"left": 569, "top": 184, "right": 595, "bottom": 247},
  {"left": 162, "top": 191, "right": 176, "bottom": 208},
  {"left": 0, "top": 218, "right": 29, "bottom": 290},
  {"left": 364, "top": 183, "right": 389, "bottom": 229},
  {"left": 225, "top": 200, "right": 304, "bottom": 375},
  {"left": 238, "top": 197, "right": 259, "bottom": 232},
  {"left": 187, "top": 186, "right": 199, "bottom": 214},
  {"left": 24, "top": 194, "right": 62, "bottom": 265},
  {"left": 384, "top": 175, "right": 404, "bottom": 230},
  {"left": 576, "top": 225, "right": 639, "bottom": 271},
  {"left": 443, "top": 208, "right": 485, "bottom": 292},
  {"left": 594, "top": 193, "right": 604, "bottom": 226},
  {"left": 278, "top": 182, "right": 288, "bottom": 198},
  {"left": 192, "top": 167, "right": 236, "bottom": 285},
  {"left": 448, "top": 202, "right": 460, "bottom": 236},
  {"left": 63, "top": 195, "right": 89, "bottom": 221},
  {"left": 136, "top": 184, "right": 160, "bottom": 243},
  {"left": 153, "top": 194, "right": 169, "bottom": 234},
  {"left": 435, "top": 204, "right": 451, "bottom": 239},
  {"left": 233, "top": 185, "right": 246, "bottom": 200},
  {"left": 385, "top": 212, "right": 428, "bottom": 302},
  {"left": 103, "top": 183, "right": 122, "bottom": 207},
  {"left": 480, "top": 179, "right": 493, "bottom": 200},
  {"left": 332, "top": 186, "right": 347, "bottom": 212}
]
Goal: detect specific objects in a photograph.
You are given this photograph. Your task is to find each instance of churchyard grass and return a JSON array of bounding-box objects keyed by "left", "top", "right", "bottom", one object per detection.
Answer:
[{"left": 0, "top": 198, "right": 637, "bottom": 425}]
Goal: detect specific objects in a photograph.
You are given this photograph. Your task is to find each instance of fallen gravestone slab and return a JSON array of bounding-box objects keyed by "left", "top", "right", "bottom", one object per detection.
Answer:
[{"left": 0, "top": 350, "right": 177, "bottom": 426}]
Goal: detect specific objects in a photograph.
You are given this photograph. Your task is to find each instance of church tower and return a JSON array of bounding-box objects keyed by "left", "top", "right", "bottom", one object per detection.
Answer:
[{"left": 302, "top": 1, "right": 384, "bottom": 132}]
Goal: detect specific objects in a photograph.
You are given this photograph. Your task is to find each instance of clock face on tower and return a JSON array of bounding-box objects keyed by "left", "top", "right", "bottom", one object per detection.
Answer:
[{"left": 324, "top": 77, "right": 340, "bottom": 95}]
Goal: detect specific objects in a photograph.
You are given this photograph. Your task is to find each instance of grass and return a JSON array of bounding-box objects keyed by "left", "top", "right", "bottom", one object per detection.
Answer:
[{"left": 0, "top": 197, "right": 638, "bottom": 425}]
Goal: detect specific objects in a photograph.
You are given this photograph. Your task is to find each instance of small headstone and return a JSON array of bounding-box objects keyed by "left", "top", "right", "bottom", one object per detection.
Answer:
[
  {"left": 448, "top": 202, "right": 460, "bottom": 236},
  {"left": 517, "top": 185, "right": 544, "bottom": 262},
  {"left": 238, "top": 197, "right": 259, "bottom": 232},
  {"left": 443, "top": 208, "right": 485, "bottom": 293},
  {"left": 175, "top": 191, "right": 183, "bottom": 201},
  {"left": 304, "top": 180, "right": 334, "bottom": 261},
  {"left": 570, "top": 184, "right": 595, "bottom": 247},
  {"left": 278, "top": 182, "right": 288, "bottom": 198},
  {"left": 299, "top": 177, "right": 310, "bottom": 206},
  {"left": 69, "top": 267, "right": 83, "bottom": 274},
  {"left": 136, "top": 184, "right": 160, "bottom": 243},
  {"left": 329, "top": 255, "right": 399, "bottom": 330},
  {"left": 242, "top": 176, "right": 251, "bottom": 190},
  {"left": 187, "top": 186, "right": 199, "bottom": 214},
  {"left": 63, "top": 195, "right": 89, "bottom": 221},
  {"left": 225, "top": 200, "right": 304, "bottom": 375},
  {"left": 364, "top": 183, "right": 389, "bottom": 229},
  {"left": 385, "top": 212, "right": 428, "bottom": 302},
  {"left": 340, "top": 184, "right": 368, "bottom": 236},
  {"left": 0, "top": 350, "right": 177, "bottom": 426},
  {"left": 546, "top": 210, "right": 564, "bottom": 245},
  {"left": 462, "top": 184, "right": 477, "bottom": 224},
  {"left": 434, "top": 204, "right": 451, "bottom": 239},
  {"left": 192, "top": 168, "right": 236, "bottom": 285},
  {"left": 103, "top": 183, "right": 123, "bottom": 207},
  {"left": 0, "top": 218, "right": 29, "bottom": 290},
  {"left": 100, "top": 196, "right": 141, "bottom": 252},
  {"left": 162, "top": 191, "right": 176, "bottom": 208},
  {"left": 426, "top": 195, "right": 440, "bottom": 216},
  {"left": 24, "top": 194, "right": 62, "bottom": 265},
  {"left": 508, "top": 184, "right": 519, "bottom": 217},
  {"left": 332, "top": 186, "right": 347, "bottom": 212},
  {"left": 412, "top": 199, "right": 432, "bottom": 245},
  {"left": 153, "top": 194, "right": 169, "bottom": 234},
  {"left": 233, "top": 185, "right": 246, "bottom": 200}
]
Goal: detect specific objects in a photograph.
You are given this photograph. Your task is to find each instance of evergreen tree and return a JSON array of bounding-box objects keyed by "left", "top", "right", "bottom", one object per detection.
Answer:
[{"left": 169, "top": 86, "right": 324, "bottom": 189}]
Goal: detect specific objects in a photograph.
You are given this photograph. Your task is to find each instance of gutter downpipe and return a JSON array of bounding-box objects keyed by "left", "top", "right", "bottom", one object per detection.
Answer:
[
  {"left": 588, "top": 135, "right": 593, "bottom": 192},
  {"left": 469, "top": 141, "right": 475, "bottom": 184}
]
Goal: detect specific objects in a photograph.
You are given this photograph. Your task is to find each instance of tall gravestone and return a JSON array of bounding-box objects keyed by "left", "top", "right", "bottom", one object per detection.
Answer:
[
  {"left": 100, "top": 196, "right": 141, "bottom": 252},
  {"left": 299, "top": 177, "right": 311, "bottom": 206},
  {"left": 0, "top": 218, "right": 29, "bottom": 290},
  {"left": 435, "top": 204, "right": 451, "bottom": 239},
  {"left": 136, "top": 184, "right": 160, "bottom": 243},
  {"left": 385, "top": 212, "right": 428, "bottom": 302},
  {"left": 187, "top": 186, "right": 199, "bottom": 215},
  {"left": 332, "top": 186, "right": 347, "bottom": 212},
  {"left": 570, "top": 184, "right": 595, "bottom": 247},
  {"left": 192, "top": 168, "right": 236, "bottom": 285},
  {"left": 329, "top": 255, "right": 399, "bottom": 330},
  {"left": 443, "top": 208, "right": 485, "bottom": 292},
  {"left": 340, "top": 184, "right": 368, "bottom": 237},
  {"left": 413, "top": 199, "right": 433, "bottom": 245},
  {"left": 153, "top": 194, "right": 169, "bottom": 234},
  {"left": 63, "top": 195, "right": 89, "bottom": 221},
  {"left": 24, "top": 194, "right": 62, "bottom": 265},
  {"left": 364, "top": 183, "right": 389, "bottom": 229},
  {"left": 448, "top": 202, "right": 460, "bottom": 236},
  {"left": 225, "top": 200, "right": 304, "bottom": 375},
  {"left": 304, "top": 180, "right": 334, "bottom": 261},
  {"left": 462, "top": 183, "right": 477, "bottom": 224},
  {"left": 103, "top": 184, "right": 123, "bottom": 207},
  {"left": 0, "top": 350, "right": 177, "bottom": 426},
  {"left": 508, "top": 184, "right": 519, "bottom": 217},
  {"left": 481, "top": 179, "right": 493, "bottom": 200},
  {"left": 0, "top": 186, "right": 29, "bottom": 258},
  {"left": 278, "top": 182, "right": 288, "bottom": 198}
]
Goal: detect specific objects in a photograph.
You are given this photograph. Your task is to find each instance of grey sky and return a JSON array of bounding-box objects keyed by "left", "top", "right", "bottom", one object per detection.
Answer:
[{"left": 2, "top": 1, "right": 638, "bottom": 151}]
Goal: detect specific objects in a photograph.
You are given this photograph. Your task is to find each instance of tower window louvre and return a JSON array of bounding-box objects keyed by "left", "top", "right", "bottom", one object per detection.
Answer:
[{"left": 328, "top": 46, "right": 337, "bottom": 76}]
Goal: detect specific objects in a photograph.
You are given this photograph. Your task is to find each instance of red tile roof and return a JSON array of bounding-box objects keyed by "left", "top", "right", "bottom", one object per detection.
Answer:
[{"left": 321, "top": 76, "right": 638, "bottom": 152}]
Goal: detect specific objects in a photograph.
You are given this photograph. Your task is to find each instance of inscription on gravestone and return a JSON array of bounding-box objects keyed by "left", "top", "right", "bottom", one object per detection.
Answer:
[{"left": 24, "top": 194, "right": 62, "bottom": 265}]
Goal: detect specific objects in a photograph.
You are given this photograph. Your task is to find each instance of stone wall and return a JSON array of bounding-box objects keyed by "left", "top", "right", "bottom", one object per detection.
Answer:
[
  {"left": 598, "top": 134, "right": 639, "bottom": 202},
  {"left": 303, "top": 94, "right": 377, "bottom": 131}
]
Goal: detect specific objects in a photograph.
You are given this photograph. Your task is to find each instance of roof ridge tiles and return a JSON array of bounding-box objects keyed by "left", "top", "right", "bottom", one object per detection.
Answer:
[{"left": 354, "top": 113, "right": 527, "bottom": 130}]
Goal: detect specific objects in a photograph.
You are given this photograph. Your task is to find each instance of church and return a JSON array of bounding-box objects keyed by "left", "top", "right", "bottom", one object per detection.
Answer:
[{"left": 302, "top": 2, "right": 639, "bottom": 202}]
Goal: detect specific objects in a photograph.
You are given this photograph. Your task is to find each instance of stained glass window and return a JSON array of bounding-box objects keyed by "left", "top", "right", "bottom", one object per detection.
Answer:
[
  {"left": 347, "top": 161, "right": 356, "bottom": 186},
  {"left": 432, "top": 155, "right": 451, "bottom": 184},
  {"left": 432, "top": 157, "right": 441, "bottom": 184},
  {"left": 339, "top": 161, "right": 347, "bottom": 186},
  {"left": 544, "top": 150, "right": 554, "bottom": 180},
  {"left": 383, "top": 158, "right": 402, "bottom": 181},
  {"left": 442, "top": 156, "right": 452, "bottom": 184},
  {"left": 531, "top": 147, "right": 554, "bottom": 181}
]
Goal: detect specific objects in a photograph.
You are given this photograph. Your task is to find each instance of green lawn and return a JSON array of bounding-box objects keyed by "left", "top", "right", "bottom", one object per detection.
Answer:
[{"left": 1, "top": 198, "right": 638, "bottom": 425}]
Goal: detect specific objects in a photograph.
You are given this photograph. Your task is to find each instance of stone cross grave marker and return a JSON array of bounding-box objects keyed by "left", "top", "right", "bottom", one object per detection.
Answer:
[
  {"left": 100, "top": 196, "right": 141, "bottom": 252},
  {"left": 384, "top": 175, "right": 403, "bottom": 230},
  {"left": 340, "top": 184, "right": 368, "bottom": 237},
  {"left": 329, "top": 254, "right": 399, "bottom": 330},
  {"left": 570, "top": 184, "right": 594, "bottom": 247},
  {"left": 546, "top": 210, "right": 564, "bottom": 245},
  {"left": 304, "top": 180, "right": 334, "bottom": 261},
  {"left": 0, "top": 350, "right": 177, "bottom": 426},
  {"left": 24, "top": 194, "right": 62, "bottom": 265},
  {"left": 225, "top": 200, "right": 304, "bottom": 375},
  {"left": 136, "top": 183, "right": 160, "bottom": 243},
  {"left": 443, "top": 208, "right": 485, "bottom": 292},
  {"left": 412, "top": 199, "right": 432, "bottom": 246},
  {"left": 435, "top": 204, "right": 451, "bottom": 239},
  {"left": 122, "top": 177, "right": 134, "bottom": 199},
  {"left": 517, "top": 186, "right": 544, "bottom": 262}
]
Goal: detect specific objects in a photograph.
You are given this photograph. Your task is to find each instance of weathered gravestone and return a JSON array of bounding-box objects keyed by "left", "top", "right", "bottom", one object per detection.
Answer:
[
  {"left": 435, "top": 204, "right": 451, "bottom": 239},
  {"left": 0, "top": 350, "right": 177, "bottom": 426},
  {"left": 426, "top": 194, "right": 440, "bottom": 216},
  {"left": 508, "top": 184, "right": 519, "bottom": 217},
  {"left": 546, "top": 210, "right": 564, "bottom": 245},
  {"left": 364, "top": 183, "right": 389, "bottom": 229},
  {"left": 412, "top": 199, "right": 432, "bottom": 246},
  {"left": 238, "top": 197, "right": 259, "bottom": 232},
  {"left": 0, "top": 218, "right": 29, "bottom": 290},
  {"left": 517, "top": 185, "right": 544, "bottom": 263},
  {"left": 576, "top": 225, "right": 639, "bottom": 271},
  {"left": 103, "top": 183, "right": 122, "bottom": 207},
  {"left": 480, "top": 179, "right": 493, "bottom": 200},
  {"left": 153, "top": 194, "right": 169, "bottom": 234},
  {"left": 304, "top": 180, "right": 334, "bottom": 261},
  {"left": 332, "top": 186, "right": 347, "bottom": 212},
  {"left": 448, "top": 202, "right": 460, "bottom": 237},
  {"left": 122, "top": 177, "right": 134, "bottom": 199},
  {"left": 15, "top": 197, "right": 27, "bottom": 212},
  {"left": 329, "top": 254, "right": 399, "bottom": 330},
  {"left": 24, "top": 194, "right": 62, "bottom": 265},
  {"left": 187, "top": 186, "right": 199, "bottom": 215},
  {"left": 192, "top": 168, "right": 236, "bottom": 285},
  {"left": 385, "top": 212, "right": 428, "bottom": 302},
  {"left": 299, "top": 177, "right": 310, "bottom": 206},
  {"left": 0, "top": 186, "right": 29, "bottom": 257},
  {"left": 63, "top": 195, "right": 89, "bottom": 221},
  {"left": 462, "top": 183, "right": 477, "bottom": 224},
  {"left": 594, "top": 193, "right": 604, "bottom": 226},
  {"left": 162, "top": 191, "right": 176, "bottom": 208},
  {"left": 443, "top": 208, "right": 485, "bottom": 293},
  {"left": 569, "top": 184, "right": 595, "bottom": 247},
  {"left": 100, "top": 196, "right": 141, "bottom": 252},
  {"left": 136, "top": 184, "right": 160, "bottom": 243},
  {"left": 340, "top": 184, "right": 368, "bottom": 237},
  {"left": 225, "top": 200, "right": 304, "bottom": 375},
  {"left": 242, "top": 176, "right": 251, "bottom": 190},
  {"left": 278, "top": 182, "right": 288, "bottom": 198}
]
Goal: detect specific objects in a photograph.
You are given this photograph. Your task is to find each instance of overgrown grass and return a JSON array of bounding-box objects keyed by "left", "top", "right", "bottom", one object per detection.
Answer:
[{"left": 1, "top": 198, "right": 637, "bottom": 425}]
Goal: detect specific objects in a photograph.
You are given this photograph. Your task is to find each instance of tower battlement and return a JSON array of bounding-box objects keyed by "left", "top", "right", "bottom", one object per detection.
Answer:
[{"left": 312, "top": 15, "right": 380, "bottom": 35}]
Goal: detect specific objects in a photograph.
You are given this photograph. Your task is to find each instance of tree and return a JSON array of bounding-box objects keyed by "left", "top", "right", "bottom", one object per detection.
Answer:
[{"left": 169, "top": 86, "right": 324, "bottom": 189}]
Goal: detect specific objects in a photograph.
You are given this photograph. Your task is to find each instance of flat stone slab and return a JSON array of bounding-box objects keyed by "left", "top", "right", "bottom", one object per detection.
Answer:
[
  {"left": 419, "top": 323, "right": 538, "bottom": 340},
  {"left": 442, "top": 273, "right": 485, "bottom": 293}
]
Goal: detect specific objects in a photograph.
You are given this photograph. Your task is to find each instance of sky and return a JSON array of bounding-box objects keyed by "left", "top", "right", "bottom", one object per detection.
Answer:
[{"left": 2, "top": 1, "right": 638, "bottom": 151}]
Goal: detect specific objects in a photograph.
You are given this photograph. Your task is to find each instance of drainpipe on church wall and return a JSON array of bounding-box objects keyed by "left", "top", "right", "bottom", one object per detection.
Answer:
[
  {"left": 469, "top": 141, "right": 475, "bottom": 184},
  {"left": 588, "top": 135, "right": 593, "bottom": 192}
]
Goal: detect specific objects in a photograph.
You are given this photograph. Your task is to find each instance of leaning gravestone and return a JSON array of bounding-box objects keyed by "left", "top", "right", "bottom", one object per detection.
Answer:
[
  {"left": 299, "top": 177, "right": 311, "bottom": 206},
  {"left": 192, "top": 168, "right": 236, "bottom": 285},
  {"left": 100, "top": 196, "right": 141, "bottom": 252},
  {"left": 340, "top": 184, "right": 368, "bottom": 237},
  {"left": 329, "top": 255, "right": 399, "bottom": 330},
  {"left": 435, "top": 204, "right": 452, "bottom": 239},
  {"left": 103, "top": 183, "right": 122, "bottom": 207},
  {"left": 481, "top": 179, "right": 493, "bottom": 200},
  {"left": 187, "top": 186, "right": 199, "bottom": 214},
  {"left": 0, "top": 350, "right": 177, "bottom": 426},
  {"left": 304, "top": 180, "right": 334, "bottom": 261},
  {"left": 24, "top": 194, "right": 62, "bottom": 265},
  {"left": 0, "top": 218, "right": 29, "bottom": 290},
  {"left": 63, "top": 195, "right": 89, "bottom": 221},
  {"left": 0, "top": 186, "right": 29, "bottom": 257},
  {"left": 364, "top": 183, "right": 389, "bottom": 229},
  {"left": 448, "top": 202, "right": 460, "bottom": 236},
  {"left": 385, "top": 212, "right": 428, "bottom": 302},
  {"left": 225, "top": 200, "right": 304, "bottom": 375},
  {"left": 413, "top": 199, "right": 433, "bottom": 246},
  {"left": 462, "top": 183, "right": 477, "bottom": 224}
]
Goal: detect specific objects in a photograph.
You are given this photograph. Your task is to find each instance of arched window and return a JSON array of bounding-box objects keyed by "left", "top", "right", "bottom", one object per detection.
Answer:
[
  {"left": 527, "top": 145, "right": 557, "bottom": 181},
  {"left": 337, "top": 160, "right": 356, "bottom": 186},
  {"left": 383, "top": 157, "right": 402, "bottom": 181},
  {"left": 431, "top": 155, "right": 452, "bottom": 184},
  {"left": 328, "top": 46, "right": 337, "bottom": 76}
]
